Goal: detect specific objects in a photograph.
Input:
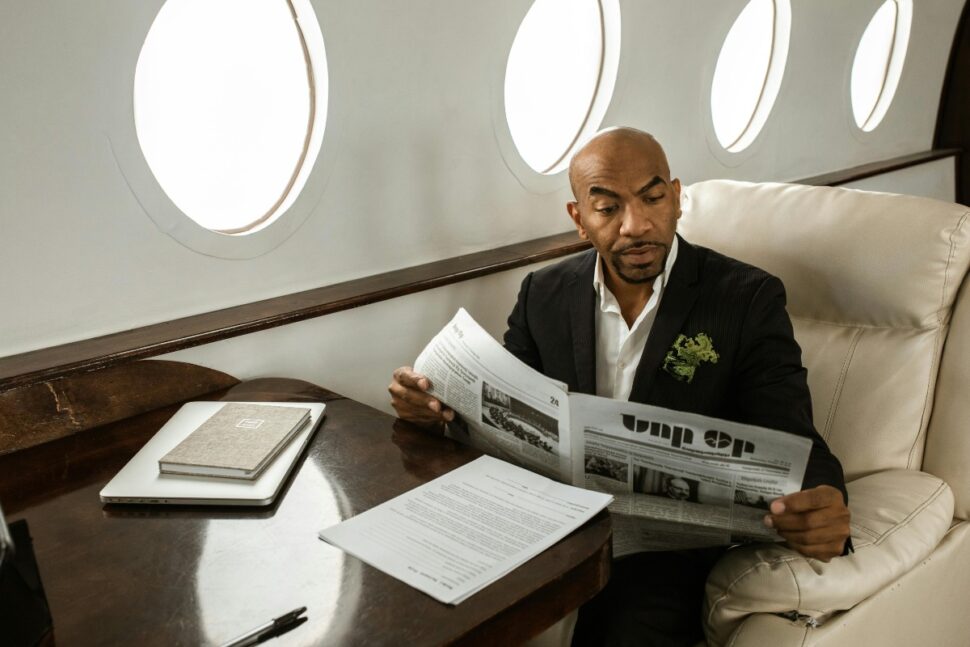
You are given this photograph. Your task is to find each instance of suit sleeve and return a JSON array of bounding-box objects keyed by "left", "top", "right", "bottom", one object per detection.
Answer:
[
  {"left": 502, "top": 271, "right": 543, "bottom": 373},
  {"left": 734, "top": 276, "right": 849, "bottom": 507}
]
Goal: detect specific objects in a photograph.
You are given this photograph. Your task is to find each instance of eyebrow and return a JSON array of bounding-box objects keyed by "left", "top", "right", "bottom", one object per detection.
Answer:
[
  {"left": 636, "top": 176, "right": 666, "bottom": 195},
  {"left": 588, "top": 176, "right": 666, "bottom": 199},
  {"left": 588, "top": 186, "right": 619, "bottom": 199}
]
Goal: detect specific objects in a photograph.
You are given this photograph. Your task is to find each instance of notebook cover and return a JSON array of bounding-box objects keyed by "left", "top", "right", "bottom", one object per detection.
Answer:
[{"left": 158, "top": 403, "right": 310, "bottom": 477}]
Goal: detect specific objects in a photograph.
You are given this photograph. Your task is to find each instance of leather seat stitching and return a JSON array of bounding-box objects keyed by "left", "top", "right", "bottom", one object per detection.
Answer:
[
  {"left": 939, "top": 212, "right": 969, "bottom": 321},
  {"left": 872, "top": 481, "right": 947, "bottom": 546},
  {"left": 849, "top": 522, "right": 882, "bottom": 539},
  {"left": 783, "top": 558, "right": 802, "bottom": 609},
  {"left": 791, "top": 317, "right": 939, "bottom": 333},
  {"left": 821, "top": 327, "right": 863, "bottom": 441},
  {"left": 908, "top": 211, "right": 969, "bottom": 468},
  {"left": 707, "top": 556, "right": 802, "bottom": 625},
  {"left": 846, "top": 482, "right": 946, "bottom": 548}
]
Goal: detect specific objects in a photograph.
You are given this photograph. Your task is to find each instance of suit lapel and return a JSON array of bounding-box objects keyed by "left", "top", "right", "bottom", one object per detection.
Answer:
[
  {"left": 629, "top": 237, "right": 702, "bottom": 401},
  {"left": 567, "top": 252, "right": 597, "bottom": 394}
]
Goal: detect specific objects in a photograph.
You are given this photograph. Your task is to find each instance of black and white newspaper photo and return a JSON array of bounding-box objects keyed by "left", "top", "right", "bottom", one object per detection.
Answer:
[
  {"left": 413, "top": 308, "right": 572, "bottom": 481},
  {"left": 570, "top": 393, "right": 812, "bottom": 554}
]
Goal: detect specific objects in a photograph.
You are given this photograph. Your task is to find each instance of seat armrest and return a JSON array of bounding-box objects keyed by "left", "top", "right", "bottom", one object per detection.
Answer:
[{"left": 703, "top": 470, "right": 953, "bottom": 647}]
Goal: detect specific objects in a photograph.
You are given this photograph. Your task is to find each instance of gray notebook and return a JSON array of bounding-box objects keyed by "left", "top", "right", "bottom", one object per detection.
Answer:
[{"left": 159, "top": 403, "right": 311, "bottom": 480}]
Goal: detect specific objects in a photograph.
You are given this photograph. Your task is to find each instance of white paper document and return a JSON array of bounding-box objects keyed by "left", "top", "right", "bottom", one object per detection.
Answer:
[{"left": 318, "top": 455, "right": 613, "bottom": 604}]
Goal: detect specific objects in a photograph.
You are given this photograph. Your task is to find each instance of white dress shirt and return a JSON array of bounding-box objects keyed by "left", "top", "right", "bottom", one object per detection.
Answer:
[{"left": 593, "top": 237, "right": 679, "bottom": 400}]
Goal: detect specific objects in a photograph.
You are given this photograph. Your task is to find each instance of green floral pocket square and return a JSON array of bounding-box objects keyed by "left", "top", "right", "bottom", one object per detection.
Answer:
[{"left": 662, "top": 333, "right": 719, "bottom": 383}]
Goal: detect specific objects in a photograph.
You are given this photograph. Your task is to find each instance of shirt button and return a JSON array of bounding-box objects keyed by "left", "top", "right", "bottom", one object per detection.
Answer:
[{"left": 618, "top": 361, "right": 626, "bottom": 368}]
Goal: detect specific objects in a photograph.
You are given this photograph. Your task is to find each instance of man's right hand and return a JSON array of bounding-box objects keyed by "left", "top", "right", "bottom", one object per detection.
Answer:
[{"left": 388, "top": 366, "right": 455, "bottom": 429}]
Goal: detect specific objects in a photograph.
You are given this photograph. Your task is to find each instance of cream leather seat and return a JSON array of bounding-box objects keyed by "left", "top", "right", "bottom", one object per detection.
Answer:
[{"left": 678, "top": 180, "right": 970, "bottom": 647}]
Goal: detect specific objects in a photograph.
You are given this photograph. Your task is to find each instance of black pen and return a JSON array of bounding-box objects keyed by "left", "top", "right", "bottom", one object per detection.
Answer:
[{"left": 220, "top": 607, "right": 307, "bottom": 647}]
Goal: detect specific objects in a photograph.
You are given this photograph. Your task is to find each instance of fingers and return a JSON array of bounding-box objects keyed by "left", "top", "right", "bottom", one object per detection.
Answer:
[
  {"left": 392, "top": 366, "right": 432, "bottom": 391},
  {"left": 770, "top": 485, "right": 843, "bottom": 515},
  {"left": 388, "top": 379, "right": 454, "bottom": 417},
  {"left": 763, "top": 485, "right": 851, "bottom": 562},
  {"left": 388, "top": 366, "right": 455, "bottom": 427},
  {"left": 766, "top": 506, "right": 849, "bottom": 534}
]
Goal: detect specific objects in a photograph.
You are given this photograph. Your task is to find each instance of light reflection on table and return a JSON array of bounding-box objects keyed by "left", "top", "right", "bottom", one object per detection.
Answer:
[{"left": 196, "top": 463, "right": 357, "bottom": 646}]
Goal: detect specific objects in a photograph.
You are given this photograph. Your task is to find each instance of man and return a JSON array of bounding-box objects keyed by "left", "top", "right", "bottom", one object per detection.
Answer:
[
  {"left": 389, "top": 128, "right": 850, "bottom": 646},
  {"left": 665, "top": 477, "right": 691, "bottom": 502}
]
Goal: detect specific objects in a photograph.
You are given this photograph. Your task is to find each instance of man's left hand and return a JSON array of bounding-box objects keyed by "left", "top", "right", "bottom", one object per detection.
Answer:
[{"left": 764, "top": 485, "right": 851, "bottom": 562}]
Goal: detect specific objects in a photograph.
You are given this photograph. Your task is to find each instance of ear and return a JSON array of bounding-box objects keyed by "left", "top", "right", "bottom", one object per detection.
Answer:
[
  {"left": 672, "top": 178, "right": 683, "bottom": 219},
  {"left": 566, "top": 202, "right": 588, "bottom": 240}
]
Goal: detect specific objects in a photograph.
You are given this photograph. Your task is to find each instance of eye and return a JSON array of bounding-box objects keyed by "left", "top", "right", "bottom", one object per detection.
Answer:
[
  {"left": 644, "top": 193, "right": 664, "bottom": 204},
  {"left": 596, "top": 205, "right": 618, "bottom": 214}
]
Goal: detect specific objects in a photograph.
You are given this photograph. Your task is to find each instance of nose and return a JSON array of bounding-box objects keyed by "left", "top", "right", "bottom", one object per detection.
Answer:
[{"left": 618, "top": 201, "right": 653, "bottom": 239}]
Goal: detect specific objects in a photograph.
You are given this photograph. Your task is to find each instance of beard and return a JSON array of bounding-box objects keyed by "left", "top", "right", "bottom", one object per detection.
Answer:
[{"left": 608, "top": 241, "right": 669, "bottom": 284}]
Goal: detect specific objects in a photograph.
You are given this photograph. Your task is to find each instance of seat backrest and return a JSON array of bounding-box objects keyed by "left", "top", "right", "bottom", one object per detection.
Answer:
[
  {"left": 680, "top": 180, "right": 970, "bottom": 483},
  {"left": 923, "top": 272, "right": 970, "bottom": 519}
]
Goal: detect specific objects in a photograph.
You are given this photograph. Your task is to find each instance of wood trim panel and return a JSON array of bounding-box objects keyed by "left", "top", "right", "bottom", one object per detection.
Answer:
[
  {"left": 935, "top": 0, "right": 970, "bottom": 204},
  {"left": 1, "top": 149, "right": 959, "bottom": 391},
  {"left": 797, "top": 149, "right": 960, "bottom": 188},
  {"left": 0, "top": 360, "right": 239, "bottom": 456}
]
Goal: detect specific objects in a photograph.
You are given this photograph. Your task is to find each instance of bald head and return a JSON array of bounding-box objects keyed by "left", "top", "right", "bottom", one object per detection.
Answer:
[
  {"left": 564, "top": 126, "right": 681, "bottom": 290},
  {"left": 568, "top": 128, "right": 671, "bottom": 199}
]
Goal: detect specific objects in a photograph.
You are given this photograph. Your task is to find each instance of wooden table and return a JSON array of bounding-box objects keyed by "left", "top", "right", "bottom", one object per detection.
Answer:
[{"left": 6, "top": 378, "right": 611, "bottom": 646}]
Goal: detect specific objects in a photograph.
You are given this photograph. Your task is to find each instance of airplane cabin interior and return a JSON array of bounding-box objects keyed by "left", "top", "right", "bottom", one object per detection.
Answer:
[{"left": 2, "top": 1, "right": 970, "bottom": 645}]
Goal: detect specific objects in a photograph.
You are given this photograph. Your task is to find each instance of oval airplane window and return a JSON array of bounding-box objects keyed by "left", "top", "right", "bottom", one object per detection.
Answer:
[
  {"left": 710, "top": 0, "right": 791, "bottom": 153},
  {"left": 134, "top": 0, "right": 327, "bottom": 235},
  {"left": 851, "top": 0, "right": 912, "bottom": 132},
  {"left": 504, "top": 0, "right": 621, "bottom": 175}
]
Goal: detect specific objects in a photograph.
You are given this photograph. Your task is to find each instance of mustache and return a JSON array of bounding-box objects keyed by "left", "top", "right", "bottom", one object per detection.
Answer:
[{"left": 614, "top": 241, "right": 668, "bottom": 254}]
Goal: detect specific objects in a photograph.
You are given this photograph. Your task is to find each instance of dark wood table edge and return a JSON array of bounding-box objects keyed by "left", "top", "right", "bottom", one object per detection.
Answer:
[{"left": 454, "top": 512, "right": 612, "bottom": 646}]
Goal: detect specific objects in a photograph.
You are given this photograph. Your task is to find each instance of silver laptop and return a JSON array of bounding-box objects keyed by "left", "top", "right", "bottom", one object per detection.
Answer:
[{"left": 100, "top": 401, "right": 326, "bottom": 506}]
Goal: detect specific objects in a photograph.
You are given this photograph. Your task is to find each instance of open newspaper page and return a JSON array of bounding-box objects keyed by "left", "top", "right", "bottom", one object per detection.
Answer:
[
  {"left": 569, "top": 394, "right": 811, "bottom": 556},
  {"left": 414, "top": 309, "right": 572, "bottom": 482}
]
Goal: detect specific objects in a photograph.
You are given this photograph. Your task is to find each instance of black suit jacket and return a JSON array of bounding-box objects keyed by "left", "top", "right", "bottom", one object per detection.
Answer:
[{"left": 502, "top": 236, "right": 847, "bottom": 502}]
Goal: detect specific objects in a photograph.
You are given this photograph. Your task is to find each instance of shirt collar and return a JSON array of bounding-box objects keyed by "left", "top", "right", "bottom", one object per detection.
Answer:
[{"left": 593, "top": 236, "right": 680, "bottom": 312}]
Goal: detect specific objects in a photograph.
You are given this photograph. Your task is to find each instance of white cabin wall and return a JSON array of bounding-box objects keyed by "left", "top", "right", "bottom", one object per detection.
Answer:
[
  {"left": 1, "top": 0, "right": 965, "bottom": 412},
  {"left": 841, "top": 158, "right": 957, "bottom": 201},
  {"left": 160, "top": 262, "right": 559, "bottom": 414}
]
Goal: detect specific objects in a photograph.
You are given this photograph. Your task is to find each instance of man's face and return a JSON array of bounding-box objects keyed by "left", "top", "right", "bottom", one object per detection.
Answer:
[
  {"left": 666, "top": 478, "right": 690, "bottom": 501},
  {"left": 567, "top": 135, "right": 681, "bottom": 286}
]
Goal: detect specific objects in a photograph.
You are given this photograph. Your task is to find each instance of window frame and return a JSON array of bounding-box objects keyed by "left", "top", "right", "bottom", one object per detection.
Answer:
[
  {"left": 494, "top": 0, "right": 622, "bottom": 190},
  {"left": 112, "top": 0, "right": 335, "bottom": 258},
  {"left": 707, "top": 0, "right": 792, "bottom": 159}
]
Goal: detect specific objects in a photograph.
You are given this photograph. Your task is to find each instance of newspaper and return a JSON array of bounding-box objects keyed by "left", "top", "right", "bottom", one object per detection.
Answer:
[
  {"left": 414, "top": 309, "right": 811, "bottom": 553},
  {"left": 414, "top": 308, "right": 572, "bottom": 482},
  {"left": 570, "top": 394, "right": 810, "bottom": 555}
]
